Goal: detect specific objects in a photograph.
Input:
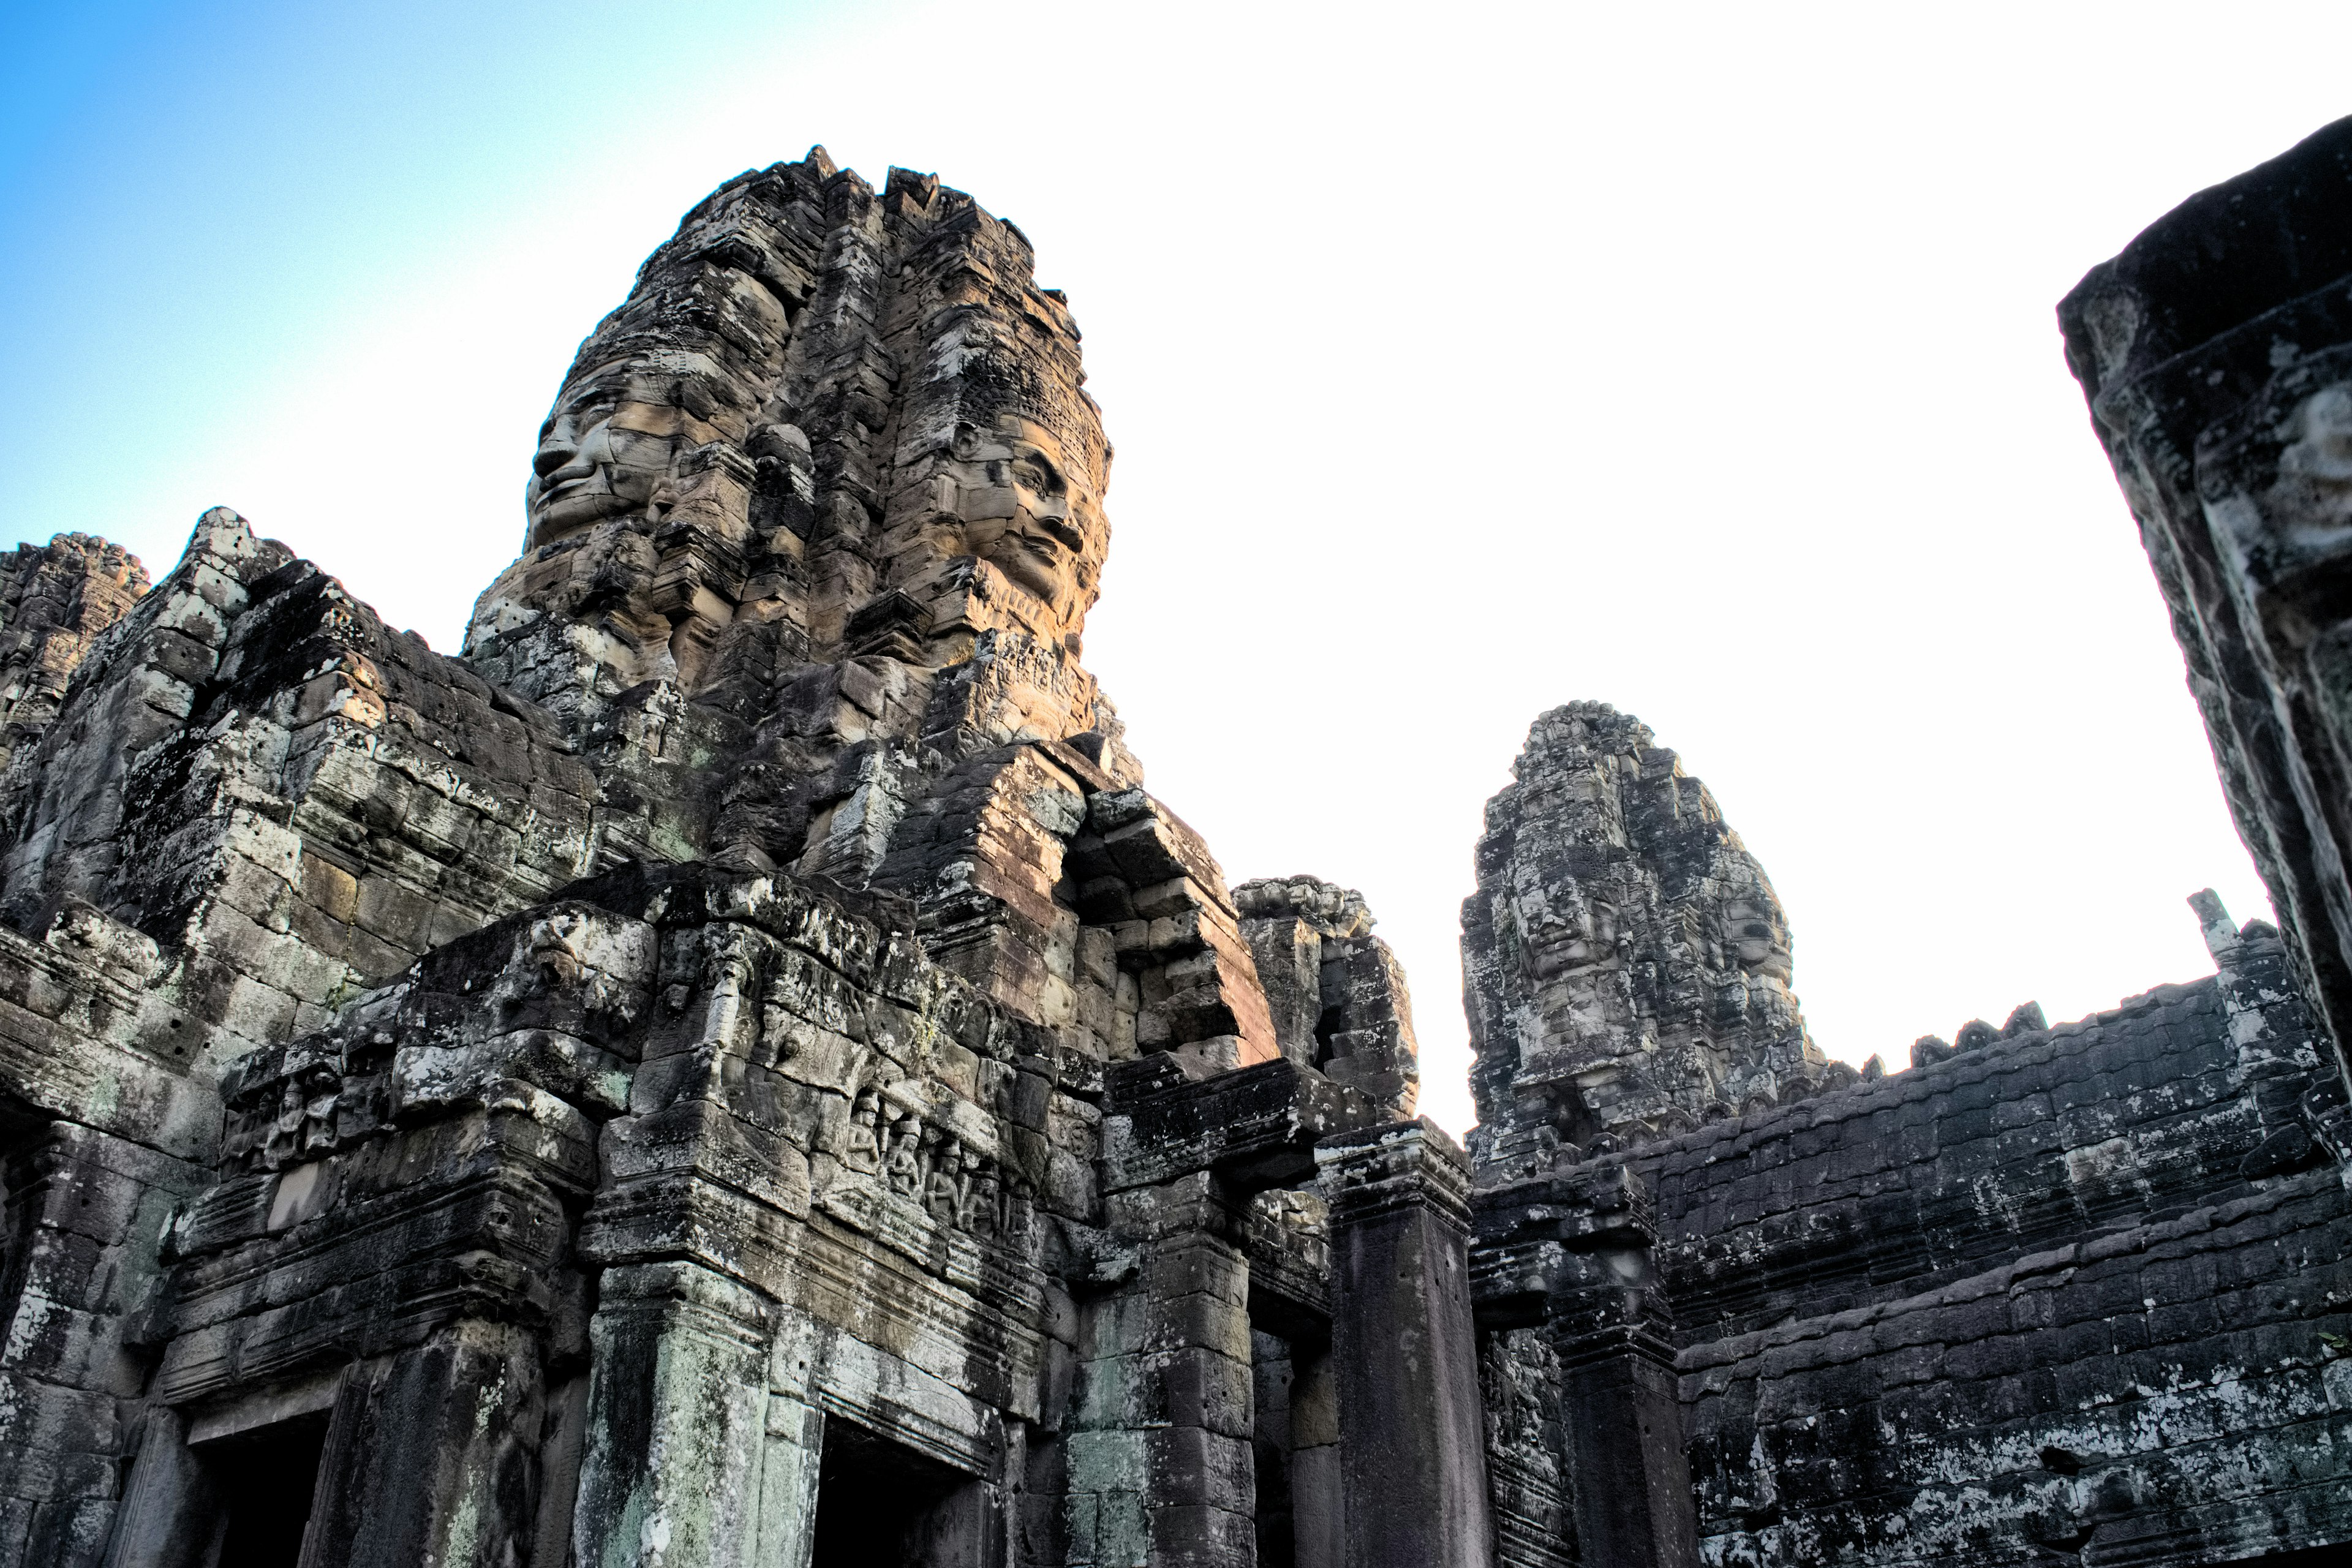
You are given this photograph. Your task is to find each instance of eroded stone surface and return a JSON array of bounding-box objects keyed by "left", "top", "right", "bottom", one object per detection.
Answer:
[
  {"left": 0, "top": 533, "right": 148, "bottom": 775},
  {"left": 1, "top": 130, "right": 2350, "bottom": 1568},
  {"left": 1464, "top": 702, "right": 1831, "bottom": 1169},
  {"left": 0, "top": 155, "right": 1417, "bottom": 1568},
  {"left": 2061, "top": 114, "right": 2352, "bottom": 1114}
]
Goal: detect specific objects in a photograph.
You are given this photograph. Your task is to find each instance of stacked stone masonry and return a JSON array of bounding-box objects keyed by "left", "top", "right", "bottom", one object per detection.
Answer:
[{"left": 0, "top": 135, "right": 2348, "bottom": 1568}]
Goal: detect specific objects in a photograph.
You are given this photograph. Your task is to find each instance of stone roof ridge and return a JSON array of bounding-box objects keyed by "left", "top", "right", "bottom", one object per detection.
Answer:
[{"left": 1507, "top": 970, "right": 2231, "bottom": 1174}]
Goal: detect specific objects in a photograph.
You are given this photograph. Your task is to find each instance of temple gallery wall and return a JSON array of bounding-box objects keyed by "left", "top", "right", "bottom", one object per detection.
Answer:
[{"left": 0, "top": 123, "right": 2348, "bottom": 1568}]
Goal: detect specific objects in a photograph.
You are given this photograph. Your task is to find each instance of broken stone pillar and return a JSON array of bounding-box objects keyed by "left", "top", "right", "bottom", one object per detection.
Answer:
[
  {"left": 1540, "top": 1215, "right": 1695, "bottom": 1568},
  {"left": 1314, "top": 1120, "right": 1493, "bottom": 1568},
  {"left": 0, "top": 1121, "right": 201, "bottom": 1568},
  {"left": 1082, "top": 1055, "right": 1387, "bottom": 1568},
  {"left": 302, "top": 1327, "right": 549, "bottom": 1568},
  {"left": 1235, "top": 877, "right": 1421, "bottom": 1118},
  {"left": 1073, "top": 1171, "right": 1259, "bottom": 1568},
  {"left": 2060, "top": 115, "right": 2352, "bottom": 1096}
]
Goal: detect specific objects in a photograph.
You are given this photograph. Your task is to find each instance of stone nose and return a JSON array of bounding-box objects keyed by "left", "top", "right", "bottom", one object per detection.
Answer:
[
  {"left": 1027, "top": 513, "right": 1085, "bottom": 554},
  {"left": 1019, "top": 489, "right": 1071, "bottom": 527}
]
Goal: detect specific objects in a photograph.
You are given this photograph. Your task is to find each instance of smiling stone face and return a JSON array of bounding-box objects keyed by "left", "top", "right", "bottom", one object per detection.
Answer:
[
  {"left": 522, "top": 371, "right": 737, "bottom": 549},
  {"left": 932, "top": 415, "right": 1107, "bottom": 626},
  {"left": 1721, "top": 897, "right": 1792, "bottom": 982}
]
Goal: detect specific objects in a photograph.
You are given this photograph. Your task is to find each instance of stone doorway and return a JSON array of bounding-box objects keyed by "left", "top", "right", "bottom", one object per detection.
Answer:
[
  {"left": 809, "top": 1415, "right": 992, "bottom": 1567},
  {"left": 1249, "top": 1328, "right": 1340, "bottom": 1568},
  {"left": 192, "top": 1411, "right": 331, "bottom": 1568}
]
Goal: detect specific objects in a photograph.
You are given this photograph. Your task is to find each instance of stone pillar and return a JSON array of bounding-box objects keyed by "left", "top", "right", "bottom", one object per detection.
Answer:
[
  {"left": 1547, "top": 1294, "right": 1696, "bottom": 1568},
  {"left": 2060, "top": 117, "right": 2352, "bottom": 1097},
  {"left": 1286, "top": 1344, "right": 1343, "bottom": 1568},
  {"left": 1, "top": 1123, "right": 202, "bottom": 1568},
  {"left": 752, "top": 1310, "right": 827, "bottom": 1568},
  {"left": 1314, "top": 1120, "right": 1492, "bottom": 1568},
  {"left": 1526, "top": 1167, "right": 1697, "bottom": 1568},
  {"left": 303, "top": 1322, "right": 548, "bottom": 1568},
  {"left": 571, "top": 1261, "right": 781, "bottom": 1568},
  {"left": 1069, "top": 1172, "right": 1257, "bottom": 1568}
]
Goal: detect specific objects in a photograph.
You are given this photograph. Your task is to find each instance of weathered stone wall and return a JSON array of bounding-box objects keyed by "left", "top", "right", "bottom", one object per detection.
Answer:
[
  {"left": 0, "top": 533, "right": 148, "bottom": 774},
  {"left": 1640, "top": 911, "right": 2325, "bottom": 1347},
  {"left": 2060, "top": 115, "right": 2352, "bottom": 1110},
  {"left": 1648, "top": 909, "right": 2349, "bottom": 1566},
  {"left": 1462, "top": 699, "right": 2352, "bottom": 1568},
  {"left": 132, "top": 862, "right": 1091, "bottom": 1566}
]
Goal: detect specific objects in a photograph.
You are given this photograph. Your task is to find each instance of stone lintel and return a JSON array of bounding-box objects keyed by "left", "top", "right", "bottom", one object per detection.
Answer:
[{"left": 1101, "top": 1056, "right": 1379, "bottom": 1195}]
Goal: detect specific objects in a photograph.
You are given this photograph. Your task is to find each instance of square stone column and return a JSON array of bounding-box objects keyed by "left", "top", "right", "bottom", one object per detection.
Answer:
[
  {"left": 1067, "top": 1172, "right": 1258, "bottom": 1568},
  {"left": 1471, "top": 1161, "right": 1697, "bottom": 1568},
  {"left": 1314, "top": 1120, "right": 1493, "bottom": 1568},
  {"left": 571, "top": 1261, "right": 787, "bottom": 1568}
]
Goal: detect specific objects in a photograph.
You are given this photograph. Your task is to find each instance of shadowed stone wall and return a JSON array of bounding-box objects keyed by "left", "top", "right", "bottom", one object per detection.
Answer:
[{"left": 1463, "top": 704, "right": 2352, "bottom": 1568}]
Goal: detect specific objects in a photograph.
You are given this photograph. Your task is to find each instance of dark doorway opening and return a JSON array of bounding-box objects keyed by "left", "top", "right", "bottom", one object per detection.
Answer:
[
  {"left": 1249, "top": 1322, "right": 1340, "bottom": 1568},
  {"left": 810, "top": 1417, "right": 984, "bottom": 1568},
  {"left": 197, "top": 1412, "right": 330, "bottom": 1568}
]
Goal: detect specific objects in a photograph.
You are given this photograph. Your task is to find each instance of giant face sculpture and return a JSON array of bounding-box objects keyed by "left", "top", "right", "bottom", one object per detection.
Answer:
[
  {"left": 930, "top": 414, "right": 1108, "bottom": 630},
  {"left": 1720, "top": 897, "right": 1792, "bottom": 982},
  {"left": 523, "top": 369, "right": 733, "bottom": 548}
]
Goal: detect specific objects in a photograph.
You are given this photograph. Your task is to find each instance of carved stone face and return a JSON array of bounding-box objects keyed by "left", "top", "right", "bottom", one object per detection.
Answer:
[
  {"left": 525, "top": 382, "right": 729, "bottom": 546},
  {"left": 1721, "top": 898, "right": 1792, "bottom": 981},
  {"left": 1525, "top": 900, "right": 1616, "bottom": 981},
  {"left": 935, "top": 415, "right": 1106, "bottom": 618}
]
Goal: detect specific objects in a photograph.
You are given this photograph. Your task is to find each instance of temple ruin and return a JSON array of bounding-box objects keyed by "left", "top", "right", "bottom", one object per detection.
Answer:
[{"left": 0, "top": 127, "right": 2346, "bottom": 1567}]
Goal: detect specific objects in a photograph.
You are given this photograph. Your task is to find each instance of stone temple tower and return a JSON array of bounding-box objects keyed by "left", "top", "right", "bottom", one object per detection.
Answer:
[
  {"left": 1462, "top": 701, "right": 1830, "bottom": 1167},
  {"left": 0, "top": 151, "right": 1469, "bottom": 1568},
  {"left": 0, "top": 134, "right": 2348, "bottom": 1568}
]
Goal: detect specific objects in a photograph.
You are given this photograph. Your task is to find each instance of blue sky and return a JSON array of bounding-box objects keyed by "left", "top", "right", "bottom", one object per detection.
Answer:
[{"left": 8, "top": 2, "right": 2352, "bottom": 1133}]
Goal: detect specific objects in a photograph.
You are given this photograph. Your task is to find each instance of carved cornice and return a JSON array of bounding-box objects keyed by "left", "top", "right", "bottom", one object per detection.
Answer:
[{"left": 1313, "top": 1117, "right": 1474, "bottom": 1234}]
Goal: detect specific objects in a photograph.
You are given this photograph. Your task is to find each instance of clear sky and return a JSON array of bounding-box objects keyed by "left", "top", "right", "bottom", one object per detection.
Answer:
[{"left": 6, "top": 1, "right": 2348, "bottom": 1134}]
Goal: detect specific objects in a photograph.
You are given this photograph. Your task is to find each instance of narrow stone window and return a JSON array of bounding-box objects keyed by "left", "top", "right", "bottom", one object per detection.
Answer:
[{"left": 195, "top": 1412, "right": 331, "bottom": 1568}]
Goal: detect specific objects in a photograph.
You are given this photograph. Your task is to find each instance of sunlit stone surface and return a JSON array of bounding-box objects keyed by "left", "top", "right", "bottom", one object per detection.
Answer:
[{"left": 0, "top": 140, "right": 2343, "bottom": 1568}]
